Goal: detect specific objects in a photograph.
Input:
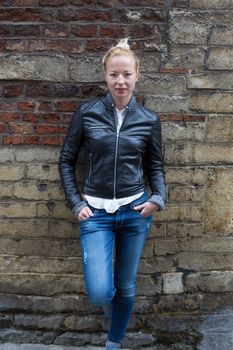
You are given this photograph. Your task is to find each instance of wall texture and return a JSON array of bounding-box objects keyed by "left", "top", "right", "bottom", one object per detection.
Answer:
[{"left": 0, "top": 0, "right": 233, "bottom": 349}]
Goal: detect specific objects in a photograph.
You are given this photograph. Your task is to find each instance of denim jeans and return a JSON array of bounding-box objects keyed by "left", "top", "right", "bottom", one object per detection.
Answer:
[{"left": 79, "top": 192, "right": 152, "bottom": 344}]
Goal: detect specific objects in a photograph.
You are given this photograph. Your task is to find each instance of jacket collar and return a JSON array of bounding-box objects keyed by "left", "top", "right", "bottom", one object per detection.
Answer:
[{"left": 102, "top": 92, "right": 138, "bottom": 111}]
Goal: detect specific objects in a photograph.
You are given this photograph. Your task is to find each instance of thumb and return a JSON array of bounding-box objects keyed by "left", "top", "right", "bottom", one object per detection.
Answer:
[{"left": 134, "top": 204, "right": 145, "bottom": 211}]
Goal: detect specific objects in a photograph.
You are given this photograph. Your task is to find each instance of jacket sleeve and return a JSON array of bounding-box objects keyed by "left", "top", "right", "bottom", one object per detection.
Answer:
[
  {"left": 58, "top": 108, "right": 87, "bottom": 213},
  {"left": 144, "top": 114, "right": 166, "bottom": 210}
]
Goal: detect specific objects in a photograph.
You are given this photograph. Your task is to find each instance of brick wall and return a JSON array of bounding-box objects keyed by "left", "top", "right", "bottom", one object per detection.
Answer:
[{"left": 0, "top": 0, "right": 233, "bottom": 349}]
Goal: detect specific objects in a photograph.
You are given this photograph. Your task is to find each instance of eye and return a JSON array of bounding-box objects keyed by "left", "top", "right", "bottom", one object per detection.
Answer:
[{"left": 110, "top": 73, "right": 117, "bottom": 77}]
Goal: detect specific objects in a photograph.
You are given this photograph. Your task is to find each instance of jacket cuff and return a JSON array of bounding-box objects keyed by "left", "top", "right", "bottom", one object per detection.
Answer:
[
  {"left": 71, "top": 201, "right": 88, "bottom": 217},
  {"left": 148, "top": 194, "right": 165, "bottom": 211}
]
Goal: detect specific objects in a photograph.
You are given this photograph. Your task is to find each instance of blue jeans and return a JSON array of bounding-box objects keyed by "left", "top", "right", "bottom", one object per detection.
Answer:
[{"left": 79, "top": 192, "right": 152, "bottom": 344}]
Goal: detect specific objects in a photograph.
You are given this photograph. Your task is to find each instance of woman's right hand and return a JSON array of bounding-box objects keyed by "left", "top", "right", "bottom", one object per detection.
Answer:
[{"left": 77, "top": 206, "right": 93, "bottom": 221}]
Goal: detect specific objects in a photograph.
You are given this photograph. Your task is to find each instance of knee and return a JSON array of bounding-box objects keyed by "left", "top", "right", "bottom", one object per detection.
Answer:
[
  {"left": 116, "top": 283, "right": 136, "bottom": 298},
  {"left": 88, "top": 285, "right": 115, "bottom": 307}
]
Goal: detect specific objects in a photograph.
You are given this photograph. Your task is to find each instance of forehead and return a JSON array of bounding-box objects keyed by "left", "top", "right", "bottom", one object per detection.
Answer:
[{"left": 106, "top": 54, "right": 136, "bottom": 71}]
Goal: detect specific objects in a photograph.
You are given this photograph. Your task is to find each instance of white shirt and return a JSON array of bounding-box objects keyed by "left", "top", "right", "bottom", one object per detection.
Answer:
[{"left": 85, "top": 107, "right": 143, "bottom": 213}]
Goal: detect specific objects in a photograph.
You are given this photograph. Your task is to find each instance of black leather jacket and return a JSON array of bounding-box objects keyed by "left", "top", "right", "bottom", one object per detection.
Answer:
[{"left": 58, "top": 93, "right": 166, "bottom": 214}]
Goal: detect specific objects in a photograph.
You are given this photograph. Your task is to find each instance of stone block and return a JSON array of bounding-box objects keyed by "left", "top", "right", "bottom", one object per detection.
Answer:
[
  {"left": 37, "top": 201, "right": 72, "bottom": 219},
  {"left": 137, "top": 74, "right": 186, "bottom": 95},
  {"left": 145, "top": 95, "right": 189, "bottom": 113},
  {"left": 0, "top": 273, "right": 85, "bottom": 296},
  {"left": 165, "top": 166, "right": 207, "bottom": 186},
  {"left": 163, "top": 272, "right": 184, "bottom": 294},
  {"left": 137, "top": 275, "right": 162, "bottom": 295},
  {"left": 0, "top": 256, "right": 82, "bottom": 274},
  {"left": 139, "top": 256, "right": 174, "bottom": 274},
  {"left": 190, "top": 0, "right": 233, "bottom": 8},
  {"left": 186, "top": 271, "right": 233, "bottom": 293},
  {"left": 153, "top": 239, "right": 180, "bottom": 256},
  {"left": 198, "top": 332, "right": 233, "bottom": 350},
  {"left": 69, "top": 56, "right": 104, "bottom": 82},
  {"left": 0, "top": 237, "right": 81, "bottom": 257},
  {"left": 211, "top": 27, "right": 233, "bottom": 45},
  {"left": 0, "top": 55, "right": 68, "bottom": 81},
  {"left": 0, "top": 202, "right": 36, "bottom": 218},
  {"left": 164, "top": 144, "right": 194, "bottom": 165},
  {"left": 0, "top": 148, "right": 15, "bottom": 163},
  {"left": 63, "top": 314, "right": 104, "bottom": 331},
  {"left": 155, "top": 293, "right": 202, "bottom": 314},
  {"left": 156, "top": 204, "right": 203, "bottom": 222},
  {"left": 0, "top": 164, "right": 24, "bottom": 181},
  {"left": 163, "top": 46, "right": 206, "bottom": 70},
  {"left": 194, "top": 144, "right": 233, "bottom": 164},
  {"left": 180, "top": 237, "right": 233, "bottom": 253},
  {"left": 167, "top": 223, "right": 204, "bottom": 238},
  {"left": 14, "top": 314, "right": 64, "bottom": 330},
  {"left": 0, "top": 329, "right": 55, "bottom": 345},
  {"left": 206, "top": 114, "right": 233, "bottom": 142},
  {"left": 26, "top": 164, "right": 60, "bottom": 181},
  {"left": 207, "top": 48, "right": 233, "bottom": 70},
  {"left": 13, "top": 182, "right": 63, "bottom": 201},
  {"left": 177, "top": 252, "right": 233, "bottom": 271},
  {"left": 140, "top": 53, "right": 160, "bottom": 73},
  {"left": 162, "top": 122, "right": 206, "bottom": 142},
  {"left": 170, "top": 10, "right": 232, "bottom": 45},
  {"left": 191, "top": 92, "right": 233, "bottom": 113},
  {"left": 187, "top": 72, "right": 233, "bottom": 90},
  {"left": 205, "top": 168, "right": 233, "bottom": 234},
  {"left": 15, "top": 147, "right": 60, "bottom": 162},
  {"left": 0, "top": 219, "right": 49, "bottom": 237},
  {"left": 0, "top": 184, "right": 13, "bottom": 198},
  {"left": 168, "top": 184, "right": 205, "bottom": 202},
  {"left": 0, "top": 294, "right": 31, "bottom": 312}
]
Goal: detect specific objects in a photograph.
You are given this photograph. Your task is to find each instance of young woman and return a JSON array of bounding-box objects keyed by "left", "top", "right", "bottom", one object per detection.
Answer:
[{"left": 58, "top": 39, "right": 166, "bottom": 350}]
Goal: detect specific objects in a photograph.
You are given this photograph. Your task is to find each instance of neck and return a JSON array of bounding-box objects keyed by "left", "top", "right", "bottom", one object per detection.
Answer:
[{"left": 113, "top": 95, "right": 132, "bottom": 110}]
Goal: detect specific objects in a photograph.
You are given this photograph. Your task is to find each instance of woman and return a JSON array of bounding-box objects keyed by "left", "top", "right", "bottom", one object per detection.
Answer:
[{"left": 58, "top": 39, "right": 166, "bottom": 350}]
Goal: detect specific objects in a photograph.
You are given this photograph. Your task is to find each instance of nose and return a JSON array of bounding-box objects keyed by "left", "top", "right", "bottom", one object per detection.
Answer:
[{"left": 116, "top": 75, "right": 125, "bottom": 85}]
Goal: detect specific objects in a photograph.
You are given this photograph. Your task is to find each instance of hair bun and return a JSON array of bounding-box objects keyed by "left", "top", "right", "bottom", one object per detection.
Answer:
[{"left": 115, "top": 38, "right": 130, "bottom": 50}]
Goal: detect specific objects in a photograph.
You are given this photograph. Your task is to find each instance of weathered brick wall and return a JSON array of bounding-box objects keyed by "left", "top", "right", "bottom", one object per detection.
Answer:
[{"left": 0, "top": 0, "right": 233, "bottom": 349}]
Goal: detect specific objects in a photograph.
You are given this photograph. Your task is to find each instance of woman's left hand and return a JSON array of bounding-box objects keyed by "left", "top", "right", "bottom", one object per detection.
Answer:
[{"left": 134, "top": 201, "right": 160, "bottom": 217}]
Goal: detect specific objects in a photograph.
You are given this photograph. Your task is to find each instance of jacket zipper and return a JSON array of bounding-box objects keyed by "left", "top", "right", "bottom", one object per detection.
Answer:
[
  {"left": 113, "top": 108, "right": 129, "bottom": 198},
  {"left": 88, "top": 126, "right": 109, "bottom": 130}
]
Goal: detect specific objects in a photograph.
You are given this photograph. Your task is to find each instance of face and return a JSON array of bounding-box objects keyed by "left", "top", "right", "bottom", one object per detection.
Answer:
[{"left": 105, "top": 54, "right": 138, "bottom": 107}]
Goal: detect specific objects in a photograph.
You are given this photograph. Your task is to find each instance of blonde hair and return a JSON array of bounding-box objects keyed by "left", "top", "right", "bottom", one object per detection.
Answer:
[{"left": 102, "top": 38, "right": 139, "bottom": 74}]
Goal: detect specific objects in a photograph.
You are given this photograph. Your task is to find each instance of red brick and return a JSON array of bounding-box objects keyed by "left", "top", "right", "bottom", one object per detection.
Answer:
[
  {"left": 5, "top": 39, "right": 27, "bottom": 52},
  {"left": 9, "top": 123, "right": 33, "bottom": 134},
  {"left": 39, "top": 0, "right": 66, "bottom": 5},
  {"left": 0, "top": 9, "right": 53, "bottom": 22},
  {"left": 14, "top": 25, "right": 40, "bottom": 37},
  {"left": 0, "top": 123, "right": 7, "bottom": 132},
  {"left": 118, "top": 0, "right": 165, "bottom": 5},
  {"left": 4, "top": 0, "right": 38, "bottom": 5},
  {"left": 23, "top": 135, "right": 40, "bottom": 145},
  {"left": 22, "top": 113, "right": 39, "bottom": 123},
  {"left": 159, "top": 113, "right": 206, "bottom": 123},
  {"left": 57, "top": 9, "right": 112, "bottom": 22},
  {"left": 43, "top": 23, "right": 70, "bottom": 37},
  {"left": 25, "top": 83, "right": 53, "bottom": 97},
  {"left": 0, "top": 102, "right": 17, "bottom": 111},
  {"left": 62, "top": 114, "right": 72, "bottom": 124},
  {"left": 99, "top": 25, "right": 127, "bottom": 38},
  {"left": 55, "top": 101, "right": 77, "bottom": 112},
  {"left": 128, "top": 24, "right": 157, "bottom": 38},
  {"left": 3, "top": 84, "right": 24, "bottom": 97},
  {"left": 0, "top": 112, "right": 20, "bottom": 122},
  {"left": 70, "top": 0, "right": 95, "bottom": 4},
  {"left": 35, "top": 124, "right": 68, "bottom": 134},
  {"left": 86, "top": 39, "right": 114, "bottom": 52},
  {"left": 43, "top": 136, "right": 65, "bottom": 145},
  {"left": 18, "top": 101, "right": 35, "bottom": 111},
  {"left": 2, "top": 135, "right": 21, "bottom": 145},
  {"left": 71, "top": 25, "right": 97, "bottom": 38},
  {"left": 43, "top": 113, "right": 61, "bottom": 123},
  {"left": 0, "top": 25, "right": 13, "bottom": 36},
  {"left": 29, "top": 39, "right": 82, "bottom": 53},
  {"left": 38, "top": 101, "right": 53, "bottom": 111}
]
